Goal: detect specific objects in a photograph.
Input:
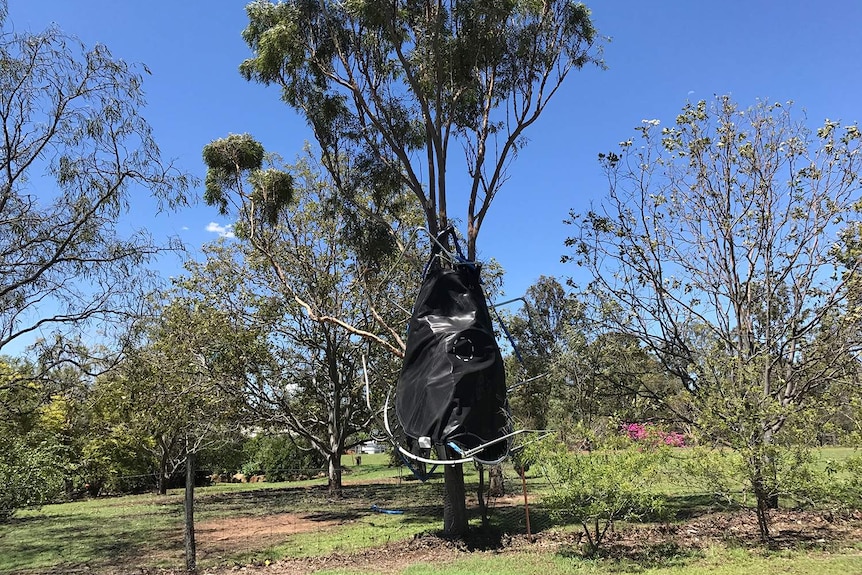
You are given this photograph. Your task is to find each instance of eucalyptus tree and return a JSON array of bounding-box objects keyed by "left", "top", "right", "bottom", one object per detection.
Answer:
[
  {"left": 566, "top": 96, "right": 862, "bottom": 540},
  {"left": 199, "top": 138, "right": 419, "bottom": 494},
  {"left": 238, "top": 0, "right": 602, "bottom": 534},
  {"left": 505, "top": 276, "right": 580, "bottom": 431},
  {"left": 240, "top": 0, "right": 601, "bottom": 260},
  {"left": 240, "top": 0, "right": 601, "bottom": 259},
  {"left": 0, "top": 1, "right": 189, "bottom": 399}
]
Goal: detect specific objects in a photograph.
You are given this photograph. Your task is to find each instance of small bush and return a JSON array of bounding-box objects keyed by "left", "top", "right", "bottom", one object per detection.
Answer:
[
  {"left": 530, "top": 436, "right": 669, "bottom": 556},
  {"left": 683, "top": 445, "right": 862, "bottom": 514},
  {"left": 0, "top": 436, "right": 65, "bottom": 521},
  {"left": 681, "top": 446, "right": 744, "bottom": 507},
  {"left": 241, "top": 434, "right": 323, "bottom": 481},
  {"left": 840, "top": 453, "right": 862, "bottom": 507}
]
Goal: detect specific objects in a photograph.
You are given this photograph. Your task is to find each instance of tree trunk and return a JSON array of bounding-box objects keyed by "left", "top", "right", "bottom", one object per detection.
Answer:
[
  {"left": 328, "top": 452, "right": 343, "bottom": 497},
  {"left": 158, "top": 436, "right": 170, "bottom": 495},
  {"left": 753, "top": 473, "right": 772, "bottom": 543},
  {"left": 184, "top": 450, "right": 196, "bottom": 572},
  {"left": 488, "top": 464, "right": 505, "bottom": 497},
  {"left": 761, "top": 429, "right": 779, "bottom": 510},
  {"left": 442, "top": 460, "right": 468, "bottom": 537},
  {"left": 751, "top": 449, "right": 774, "bottom": 542},
  {"left": 477, "top": 465, "right": 488, "bottom": 529}
]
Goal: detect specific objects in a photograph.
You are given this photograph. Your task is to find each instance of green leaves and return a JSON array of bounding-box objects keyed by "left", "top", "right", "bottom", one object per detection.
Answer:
[
  {"left": 249, "top": 168, "right": 296, "bottom": 226},
  {"left": 564, "top": 94, "right": 862, "bottom": 540},
  {"left": 202, "top": 133, "right": 295, "bottom": 228},
  {"left": 534, "top": 437, "right": 669, "bottom": 555},
  {"left": 0, "top": 435, "right": 66, "bottom": 521},
  {"left": 202, "top": 133, "right": 266, "bottom": 172},
  {"left": 202, "top": 133, "right": 267, "bottom": 215},
  {"left": 239, "top": 0, "right": 602, "bottom": 257},
  {"left": 0, "top": 11, "right": 191, "bottom": 356}
]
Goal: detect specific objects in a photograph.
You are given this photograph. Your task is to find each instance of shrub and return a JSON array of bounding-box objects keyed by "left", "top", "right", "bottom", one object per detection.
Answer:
[
  {"left": 681, "top": 446, "right": 745, "bottom": 507},
  {"left": 241, "top": 434, "right": 323, "bottom": 481},
  {"left": 0, "top": 436, "right": 65, "bottom": 521},
  {"left": 531, "top": 436, "right": 669, "bottom": 556},
  {"left": 836, "top": 453, "right": 862, "bottom": 510},
  {"left": 683, "top": 445, "right": 862, "bottom": 513}
]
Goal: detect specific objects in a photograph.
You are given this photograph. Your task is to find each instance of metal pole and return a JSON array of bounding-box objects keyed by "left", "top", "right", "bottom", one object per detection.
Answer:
[{"left": 184, "top": 450, "right": 196, "bottom": 571}]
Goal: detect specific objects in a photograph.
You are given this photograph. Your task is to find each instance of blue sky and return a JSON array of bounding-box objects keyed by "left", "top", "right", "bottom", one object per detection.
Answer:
[{"left": 10, "top": 0, "right": 862, "bottom": 302}]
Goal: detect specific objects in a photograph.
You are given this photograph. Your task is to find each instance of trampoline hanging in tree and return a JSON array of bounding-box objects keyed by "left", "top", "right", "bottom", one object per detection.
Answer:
[{"left": 388, "top": 228, "right": 514, "bottom": 466}]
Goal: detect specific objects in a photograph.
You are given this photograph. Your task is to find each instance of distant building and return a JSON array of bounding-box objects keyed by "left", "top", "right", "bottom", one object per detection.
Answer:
[{"left": 358, "top": 441, "right": 386, "bottom": 454}]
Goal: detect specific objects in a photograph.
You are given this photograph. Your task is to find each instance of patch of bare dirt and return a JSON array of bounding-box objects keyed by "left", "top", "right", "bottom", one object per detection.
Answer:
[
  {"left": 195, "top": 513, "right": 343, "bottom": 557},
  {"left": 201, "top": 535, "right": 463, "bottom": 575}
]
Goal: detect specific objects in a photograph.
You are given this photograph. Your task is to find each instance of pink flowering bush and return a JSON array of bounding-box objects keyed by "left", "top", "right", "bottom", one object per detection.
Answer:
[
  {"left": 622, "top": 422, "right": 686, "bottom": 447},
  {"left": 661, "top": 431, "right": 686, "bottom": 447},
  {"left": 623, "top": 423, "right": 648, "bottom": 441}
]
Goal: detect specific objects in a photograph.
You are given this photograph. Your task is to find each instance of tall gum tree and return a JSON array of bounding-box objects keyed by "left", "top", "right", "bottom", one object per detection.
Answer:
[
  {"left": 566, "top": 96, "right": 862, "bottom": 541},
  {"left": 239, "top": 0, "right": 602, "bottom": 260},
  {"left": 505, "top": 276, "right": 578, "bottom": 431},
  {"left": 237, "top": 0, "right": 602, "bottom": 535}
]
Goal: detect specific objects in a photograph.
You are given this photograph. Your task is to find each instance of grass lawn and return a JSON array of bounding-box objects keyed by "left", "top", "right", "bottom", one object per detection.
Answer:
[
  {"left": 315, "top": 547, "right": 862, "bottom": 575},
  {"left": 1, "top": 450, "right": 860, "bottom": 574},
  {"left": 0, "top": 453, "right": 450, "bottom": 572},
  {"left": 309, "top": 547, "right": 862, "bottom": 575}
]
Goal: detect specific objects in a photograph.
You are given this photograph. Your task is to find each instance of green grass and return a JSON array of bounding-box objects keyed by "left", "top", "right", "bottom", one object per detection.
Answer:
[
  {"left": 312, "top": 546, "right": 862, "bottom": 575},
  {"left": 0, "top": 493, "right": 184, "bottom": 571},
  {"left": 1, "top": 449, "right": 860, "bottom": 574},
  {"left": 0, "top": 454, "right": 453, "bottom": 572}
]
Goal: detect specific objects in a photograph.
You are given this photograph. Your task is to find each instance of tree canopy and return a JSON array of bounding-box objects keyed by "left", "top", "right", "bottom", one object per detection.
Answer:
[
  {"left": 239, "top": 0, "right": 602, "bottom": 258},
  {"left": 0, "top": 2, "right": 190, "bottom": 518},
  {"left": 0, "top": 3, "right": 189, "bottom": 365}
]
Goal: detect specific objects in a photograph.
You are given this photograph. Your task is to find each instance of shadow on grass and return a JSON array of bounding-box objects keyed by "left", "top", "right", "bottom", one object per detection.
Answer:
[
  {"left": 0, "top": 517, "right": 183, "bottom": 574},
  {"left": 558, "top": 540, "right": 705, "bottom": 572},
  {"left": 15, "top": 470, "right": 740, "bottom": 572},
  {"left": 191, "top": 484, "right": 742, "bottom": 546},
  {"left": 198, "top": 480, "right": 444, "bottom": 508},
  {"left": 305, "top": 510, "right": 363, "bottom": 522},
  {"left": 661, "top": 492, "right": 738, "bottom": 520}
]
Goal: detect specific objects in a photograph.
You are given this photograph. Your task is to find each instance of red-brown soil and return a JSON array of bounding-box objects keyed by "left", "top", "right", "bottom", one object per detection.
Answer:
[{"left": 194, "top": 513, "right": 342, "bottom": 558}]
